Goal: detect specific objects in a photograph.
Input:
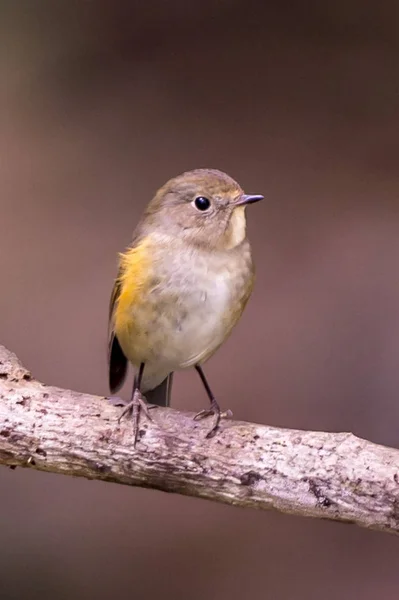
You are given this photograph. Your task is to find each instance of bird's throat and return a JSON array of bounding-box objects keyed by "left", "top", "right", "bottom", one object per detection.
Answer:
[{"left": 225, "top": 206, "right": 247, "bottom": 249}]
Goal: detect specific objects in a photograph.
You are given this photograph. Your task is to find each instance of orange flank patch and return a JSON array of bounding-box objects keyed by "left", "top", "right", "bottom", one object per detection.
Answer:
[{"left": 114, "top": 237, "right": 153, "bottom": 334}]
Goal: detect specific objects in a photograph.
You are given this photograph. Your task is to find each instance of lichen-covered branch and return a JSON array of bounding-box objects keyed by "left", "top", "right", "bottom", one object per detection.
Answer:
[{"left": 1, "top": 344, "right": 398, "bottom": 534}]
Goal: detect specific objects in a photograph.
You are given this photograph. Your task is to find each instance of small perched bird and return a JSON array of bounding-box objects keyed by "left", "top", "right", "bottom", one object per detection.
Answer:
[{"left": 108, "top": 168, "right": 263, "bottom": 444}]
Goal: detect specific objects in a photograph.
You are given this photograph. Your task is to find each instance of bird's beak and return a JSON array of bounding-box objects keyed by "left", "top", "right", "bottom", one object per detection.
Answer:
[{"left": 235, "top": 194, "right": 264, "bottom": 206}]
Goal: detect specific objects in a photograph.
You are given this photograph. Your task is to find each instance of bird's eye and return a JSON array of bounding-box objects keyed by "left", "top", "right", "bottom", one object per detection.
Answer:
[{"left": 193, "top": 196, "right": 211, "bottom": 211}]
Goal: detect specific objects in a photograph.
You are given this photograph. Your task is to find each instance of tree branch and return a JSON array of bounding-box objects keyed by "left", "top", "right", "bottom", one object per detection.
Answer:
[{"left": 1, "top": 344, "right": 398, "bottom": 534}]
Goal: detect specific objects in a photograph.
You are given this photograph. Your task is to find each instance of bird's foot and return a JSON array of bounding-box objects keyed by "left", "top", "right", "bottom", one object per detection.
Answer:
[
  {"left": 194, "top": 400, "right": 233, "bottom": 438},
  {"left": 117, "top": 389, "right": 153, "bottom": 447}
]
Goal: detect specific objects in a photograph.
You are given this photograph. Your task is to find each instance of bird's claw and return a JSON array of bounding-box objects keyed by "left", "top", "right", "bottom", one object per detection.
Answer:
[
  {"left": 194, "top": 403, "right": 233, "bottom": 438},
  {"left": 117, "top": 389, "right": 153, "bottom": 447}
]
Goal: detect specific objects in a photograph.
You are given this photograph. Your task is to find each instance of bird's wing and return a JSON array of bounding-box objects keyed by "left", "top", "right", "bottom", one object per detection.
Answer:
[
  {"left": 108, "top": 271, "right": 128, "bottom": 393},
  {"left": 107, "top": 227, "right": 149, "bottom": 393}
]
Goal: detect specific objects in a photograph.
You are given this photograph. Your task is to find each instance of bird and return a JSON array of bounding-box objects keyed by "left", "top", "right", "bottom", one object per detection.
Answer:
[{"left": 108, "top": 168, "right": 263, "bottom": 444}]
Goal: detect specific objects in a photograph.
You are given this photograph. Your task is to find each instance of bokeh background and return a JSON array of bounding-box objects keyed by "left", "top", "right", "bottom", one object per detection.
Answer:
[{"left": 1, "top": 1, "right": 399, "bottom": 598}]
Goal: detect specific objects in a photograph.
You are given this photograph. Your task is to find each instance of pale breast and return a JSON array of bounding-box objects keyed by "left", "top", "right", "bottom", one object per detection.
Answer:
[
  {"left": 116, "top": 240, "right": 254, "bottom": 372},
  {"left": 176, "top": 267, "right": 235, "bottom": 367}
]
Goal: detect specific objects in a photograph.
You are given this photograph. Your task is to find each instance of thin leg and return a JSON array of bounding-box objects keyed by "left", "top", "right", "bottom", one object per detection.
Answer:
[
  {"left": 118, "top": 363, "right": 152, "bottom": 446},
  {"left": 194, "top": 365, "right": 228, "bottom": 438}
]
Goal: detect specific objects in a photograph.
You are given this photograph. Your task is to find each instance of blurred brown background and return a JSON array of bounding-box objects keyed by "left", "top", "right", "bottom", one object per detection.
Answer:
[{"left": 1, "top": 1, "right": 399, "bottom": 599}]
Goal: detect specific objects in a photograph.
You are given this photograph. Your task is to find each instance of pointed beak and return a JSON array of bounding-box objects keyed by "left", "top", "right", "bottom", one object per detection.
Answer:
[{"left": 235, "top": 194, "right": 264, "bottom": 206}]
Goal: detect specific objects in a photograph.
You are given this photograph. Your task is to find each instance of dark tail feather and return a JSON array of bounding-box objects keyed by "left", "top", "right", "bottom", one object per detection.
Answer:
[
  {"left": 109, "top": 334, "right": 128, "bottom": 394},
  {"left": 145, "top": 373, "right": 174, "bottom": 407}
]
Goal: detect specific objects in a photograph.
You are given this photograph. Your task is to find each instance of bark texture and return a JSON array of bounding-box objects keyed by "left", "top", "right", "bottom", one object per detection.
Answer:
[{"left": 1, "top": 344, "right": 398, "bottom": 534}]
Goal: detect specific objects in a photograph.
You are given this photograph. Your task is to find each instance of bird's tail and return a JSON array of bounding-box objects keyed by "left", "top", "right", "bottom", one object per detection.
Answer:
[{"left": 145, "top": 373, "right": 174, "bottom": 407}]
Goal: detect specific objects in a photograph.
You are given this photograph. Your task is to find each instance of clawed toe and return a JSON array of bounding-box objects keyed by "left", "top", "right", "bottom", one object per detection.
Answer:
[
  {"left": 117, "top": 389, "right": 154, "bottom": 446},
  {"left": 193, "top": 408, "right": 214, "bottom": 421},
  {"left": 193, "top": 401, "right": 232, "bottom": 438}
]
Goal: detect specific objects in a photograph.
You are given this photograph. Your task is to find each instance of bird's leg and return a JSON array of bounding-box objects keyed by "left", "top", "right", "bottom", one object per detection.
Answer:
[
  {"left": 117, "top": 363, "right": 152, "bottom": 446},
  {"left": 193, "top": 365, "right": 232, "bottom": 438}
]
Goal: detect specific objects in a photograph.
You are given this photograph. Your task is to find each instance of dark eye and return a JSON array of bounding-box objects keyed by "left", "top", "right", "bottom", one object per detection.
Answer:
[{"left": 193, "top": 196, "right": 211, "bottom": 211}]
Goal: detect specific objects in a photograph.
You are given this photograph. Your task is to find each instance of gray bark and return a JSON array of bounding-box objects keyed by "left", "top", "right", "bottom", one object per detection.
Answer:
[{"left": 1, "top": 344, "right": 399, "bottom": 534}]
